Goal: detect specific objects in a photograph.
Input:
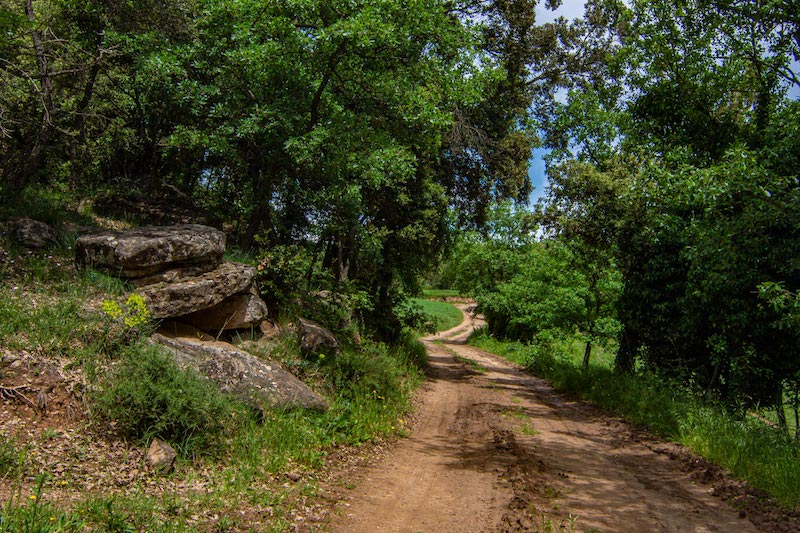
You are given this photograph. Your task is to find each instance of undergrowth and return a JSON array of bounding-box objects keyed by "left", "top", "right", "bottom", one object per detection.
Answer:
[
  {"left": 93, "top": 343, "right": 245, "bottom": 456},
  {"left": 1, "top": 237, "right": 430, "bottom": 529},
  {"left": 470, "top": 329, "right": 800, "bottom": 509}
]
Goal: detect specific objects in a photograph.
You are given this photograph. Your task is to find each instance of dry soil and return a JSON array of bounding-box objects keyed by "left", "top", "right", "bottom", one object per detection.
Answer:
[{"left": 326, "top": 305, "right": 767, "bottom": 533}]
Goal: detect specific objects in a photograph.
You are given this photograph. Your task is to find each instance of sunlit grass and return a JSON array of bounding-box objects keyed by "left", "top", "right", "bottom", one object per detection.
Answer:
[
  {"left": 421, "top": 288, "right": 461, "bottom": 299},
  {"left": 411, "top": 298, "right": 463, "bottom": 332}
]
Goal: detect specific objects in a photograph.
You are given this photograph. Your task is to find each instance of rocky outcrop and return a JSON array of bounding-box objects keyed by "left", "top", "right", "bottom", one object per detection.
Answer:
[
  {"left": 75, "top": 224, "right": 225, "bottom": 278},
  {"left": 75, "top": 225, "right": 265, "bottom": 327},
  {"left": 152, "top": 322, "right": 328, "bottom": 412},
  {"left": 138, "top": 261, "right": 257, "bottom": 319},
  {"left": 76, "top": 223, "right": 330, "bottom": 412}
]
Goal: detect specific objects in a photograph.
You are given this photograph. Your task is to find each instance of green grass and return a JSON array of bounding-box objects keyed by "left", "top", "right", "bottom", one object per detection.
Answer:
[
  {"left": 453, "top": 354, "right": 487, "bottom": 373},
  {"left": 411, "top": 298, "right": 463, "bottom": 332},
  {"left": 0, "top": 185, "right": 95, "bottom": 228},
  {"left": 470, "top": 329, "right": 800, "bottom": 509},
  {"left": 421, "top": 288, "right": 461, "bottom": 299}
]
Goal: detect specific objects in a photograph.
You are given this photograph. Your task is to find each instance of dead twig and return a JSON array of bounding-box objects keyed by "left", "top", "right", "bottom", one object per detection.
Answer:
[{"left": 0, "top": 384, "right": 37, "bottom": 409}]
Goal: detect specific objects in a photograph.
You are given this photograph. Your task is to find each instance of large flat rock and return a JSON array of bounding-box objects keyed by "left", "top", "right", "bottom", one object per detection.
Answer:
[
  {"left": 139, "top": 261, "right": 257, "bottom": 319},
  {"left": 177, "top": 288, "right": 268, "bottom": 331},
  {"left": 152, "top": 323, "right": 328, "bottom": 412},
  {"left": 75, "top": 224, "right": 225, "bottom": 277}
]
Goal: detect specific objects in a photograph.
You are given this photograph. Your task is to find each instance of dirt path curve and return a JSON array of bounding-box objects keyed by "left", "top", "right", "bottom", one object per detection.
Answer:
[{"left": 327, "top": 305, "right": 759, "bottom": 532}]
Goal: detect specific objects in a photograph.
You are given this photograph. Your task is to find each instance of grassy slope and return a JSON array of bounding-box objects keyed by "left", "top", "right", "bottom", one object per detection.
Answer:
[
  {"left": 470, "top": 330, "right": 800, "bottom": 509},
  {"left": 0, "top": 211, "right": 429, "bottom": 531},
  {"left": 411, "top": 298, "right": 464, "bottom": 333}
]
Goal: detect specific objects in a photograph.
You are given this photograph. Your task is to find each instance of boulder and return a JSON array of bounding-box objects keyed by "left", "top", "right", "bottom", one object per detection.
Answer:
[
  {"left": 139, "top": 261, "right": 257, "bottom": 319},
  {"left": 12, "top": 218, "right": 56, "bottom": 249},
  {"left": 152, "top": 323, "right": 328, "bottom": 412},
  {"left": 75, "top": 224, "right": 225, "bottom": 278},
  {"left": 297, "top": 318, "right": 340, "bottom": 357},
  {"left": 177, "top": 287, "right": 268, "bottom": 331},
  {"left": 129, "top": 260, "right": 223, "bottom": 288}
]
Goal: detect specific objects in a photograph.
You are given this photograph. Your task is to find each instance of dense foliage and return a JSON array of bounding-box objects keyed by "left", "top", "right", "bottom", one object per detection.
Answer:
[
  {"left": 452, "top": 0, "right": 800, "bottom": 426},
  {"left": 4, "top": 0, "right": 800, "bottom": 430},
  {"left": 0, "top": 0, "right": 548, "bottom": 339},
  {"left": 439, "top": 201, "right": 621, "bottom": 366}
]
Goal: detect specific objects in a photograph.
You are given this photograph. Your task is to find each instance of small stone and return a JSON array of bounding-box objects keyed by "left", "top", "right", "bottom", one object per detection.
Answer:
[
  {"left": 146, "top": 438, "right": 177, "bottom": 474},
  {"left": 259, "top": 320, "right": 281, "bottom": 337},
  {"left": 296, "top": 318, "right": 340, "bottom": 357}
]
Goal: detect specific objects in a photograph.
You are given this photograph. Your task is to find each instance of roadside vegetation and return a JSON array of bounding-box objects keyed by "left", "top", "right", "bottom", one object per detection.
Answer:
[
  {"left": 438, "top": 193, "right": 800, "bottom": 509},
  {"left": 470, "top": 331, "right": 800, "bottom": 509}
]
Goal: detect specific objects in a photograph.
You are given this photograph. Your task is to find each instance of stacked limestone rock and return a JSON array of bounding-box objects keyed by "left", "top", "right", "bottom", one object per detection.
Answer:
[
  {"left": 75, "top": 224, "right": 327, "bottom": 412},
  {"left": 75, "top": 224, "right": 267, "bottom": 330}
]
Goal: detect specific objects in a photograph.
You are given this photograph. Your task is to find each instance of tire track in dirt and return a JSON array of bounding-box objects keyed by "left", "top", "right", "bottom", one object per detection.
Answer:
[{"left": 326, "top": 305, "right": 762, "bottom": 532}]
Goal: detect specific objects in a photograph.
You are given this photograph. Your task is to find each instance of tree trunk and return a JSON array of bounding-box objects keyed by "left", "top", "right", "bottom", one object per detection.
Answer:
[
  {"left": 582, "top": 340, "right": 592, "bottom": 368},
  {"left": 615, "top": 325, "right": 637, "bottom": 372},
  {"left": 777, "top": 400, "right": 787, "bottom": 433},
  {"left": 794, "top": 386, "right": 799, "bottom": 441},
  {"left": 69, "top": 31, "right": 105, "bottom": 185},
  {"left": 706, "top": 358, "right": 723, "bottom": 393},
  {"left": 23, "top": 0, "right": 55, "bottom": 186},
  {"left": 241, "top": 165, "right": 274, "bottom": 250},
  {"left": 335, "top": 236, "right": 350, "bottom": 284}
]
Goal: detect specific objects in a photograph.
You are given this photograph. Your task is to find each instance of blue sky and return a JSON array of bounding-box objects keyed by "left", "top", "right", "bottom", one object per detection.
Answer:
[{"left": 528, "top": 0, "right": 585, "bottom": 205}]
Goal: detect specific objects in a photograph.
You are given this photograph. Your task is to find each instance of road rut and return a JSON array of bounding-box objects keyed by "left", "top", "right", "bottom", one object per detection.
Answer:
[{"left": 328, "top": 305, "right": 759, "bottom": 532}]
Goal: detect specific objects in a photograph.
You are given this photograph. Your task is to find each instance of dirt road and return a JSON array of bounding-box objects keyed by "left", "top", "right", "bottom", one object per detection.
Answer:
[{"left": 327, "top": 306, "right": 762, "bottom": 532}]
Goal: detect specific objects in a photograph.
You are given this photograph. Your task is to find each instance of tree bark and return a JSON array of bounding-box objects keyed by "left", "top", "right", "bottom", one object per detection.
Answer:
[
  {"left": 69, "top": 31, "right": 106, "bottom": 184},
  {"left": 308, "top": 39, "right": 348, "bottom": 130},
  {"left": 615, "top": 324, "right": 637, "bottom": 372},
  {"left": 582, "top": 340, "right": 592, "bottom": 368}
]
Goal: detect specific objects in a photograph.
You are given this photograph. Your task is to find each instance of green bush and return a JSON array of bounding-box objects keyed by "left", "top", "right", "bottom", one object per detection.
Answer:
[
  {"left": 316, "top": 333, "right": 426, "bottom": 443},
  {"left": 93, "top": 344, "right": 243, "bottom": 455}
]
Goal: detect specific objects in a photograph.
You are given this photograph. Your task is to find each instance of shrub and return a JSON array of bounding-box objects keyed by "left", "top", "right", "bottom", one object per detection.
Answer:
[{"left": 93, "top": 343, "right": 243, "bottom": 455}]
